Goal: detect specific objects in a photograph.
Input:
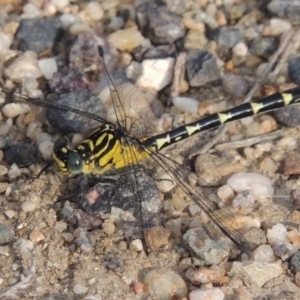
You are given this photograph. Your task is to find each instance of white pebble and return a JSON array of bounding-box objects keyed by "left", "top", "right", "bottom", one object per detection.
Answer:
[
  {"left": 38, "top": 58, "right": 57, "bottom": 80},
  {"left": 173, "top": 97, "right": 199, "bottom": 114},
  {"left": 0, "top": 165, "right": 8, "bottom": 176},
  {"left": 74, "top": 283, "right": 88, "bottom": 295},
  {"left": 232, "top": 42, "right": 248, "bottom": 57},
  {"left": 50, "top": 0, "right": 69, "bottom": 11},
  {"left": 2, "top": 103, "right": 31, "bottom": 118},
  {"left": 39, "top": 140, "right": 54, "bottom": 160},
  {"left": 85, "top": 2, "right": 104, "bottom": 21},
  {"left": 269, "top": 18, "right": 292, "bottom": 36},
  {"left": 36, "top": 132, "right": 52, "bottom": 145},
  {"left": 126, "top": 61, "right": 142, "bottom": 81},
  {"left": 130, "top": 239, "right": 143, "bottom": 252},
  {"left": 60, "top": 13, "right": 76, "bottom": 28},
  {"left": 136, "top": 58, "right": 175, "bottom": 91},
  {"left": 227, "top": 172, "right": 274, "bottom": 204},
  {"left": 21, "top": 201, "right": 37, "bottom": 213},
  {"left": 267, "top": 223, "right": 288, "bottom": 246},
  {"left": 22, "top": 3, "right": 42, "bottom": 18},
  {"left": 217, "top": 184, "right": 235, "bottom": 205},
  {"left": 253, "top": 244, "right": 275, "bottom": 263},
  {"left": 8, "top": 163, "right": 21, "bottom": 179},
  {"left": 26, "top": 121, "right": 42, "bottom": 140},
  {"left": 5, "top": 51, "right": 42, "bottom": 83},
  {"left": 143, "top": 270, "right": 188, "bottom": 300},
  {"left": 189, "top": 288, "right": 225, "bottom": 300}
]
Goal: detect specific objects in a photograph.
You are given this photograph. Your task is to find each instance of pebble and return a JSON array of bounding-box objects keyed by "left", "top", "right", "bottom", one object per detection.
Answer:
[
  {"left": 268, "top": 18, "right": 292, "bottom": 36},
  {"left": 186, "top": 267, "right": 222, "bottom": 285},
  {"left": 102, "top": 220, "right": 116, "bottom": 236},
  {"left": 5, "top": 210, "right": 15, "bottom": 219},
  {"left": 273, "top": 105, "right": 300, "bottom": 128},
  {"left": 5, "top": 143, "right": 38, "bottom": 168},
  {"left": 4, "top": 51, "right": 42, "bottom": 83},
  {"left": 268, "top": 0, "right": 300, "bottom": 23},
  {"left": 7, "top": 163, "right": 21, "bottom": 179},
  {"left": 0, "top": 223, "right": 14, "bottom": 244},
  {"left": 184, "top": 30, "right": 208, "bottom": 49},
  {"left": 133, "top": 282, "right": 144, "bottom": 295},
  {"left": 130, "top": 239, "right": 143, "bottom": 252},
  {"left": 38, "top": 57, "right": 58, "bottom": 80},
  {"left": 274, "top": 243, "right": 298, "bottom": 260},
  {"left": 50, "top": 0, "right": 69, "bottom": 11},
  {"left": 84, "top": 2, "right": 104, "bottom": 22},
  {"left": 108, "top": 17, "right": 124, "bottom": 31},
  {"left": 21, "top": 201, "right": 37, "bottom": 213},
  {"left": 74, "top": 283, "right": 88, "bottom": 295},
  {"left": 39, "top": 140, "right": 54, "bottom": 160},
  {"left": 22, "top": 3, "right": 43, "bottom": 18},
  {"left": 245, "top": 227, "right": 267, "bottom": 248},
  {"left": 143, "top": 270, "right": 188, "bottom": 300},
  {"left": 182, "top": 225, "right": 233, "bottom": 266},
  {"left": 29, "top": 230, "right": 45, "bottom": 243},
  {"left": 13, "top": 17, "right": 63, "bottom": 54},
  {"left": 226, "top": 172, "right": 274, "bottom": 205},
  {"left": 172, "top": 97, "right": 199, "bottom": 114},
  {"left": 290, "top": 252, "right": 300, "bottom": 273},
  {"left": 0, "top": 165, "right": 8, "bottom": 177},
  {"left": 186, "top": 49, "right": 221, "bottom": 87},
  {"left": 74, "top": 228, "right": 94, "bottom": 253},
  {"left": 288, "top": 56, "right": 300, "bottom": 85},
  {"left": 136, "top": 58, "right": 175, "bottom": 91},
  {"left": 232, "top": 42, "right": 248, "bottom": 65},
  {"left": 136, "top": 3, "right": 185, "bottom": 44},
  {"left": 212, "top": 26, "right": 244, "bottom": 51},
  {"left": 251, "top": 37, "right": 278, "bottom": 59},
  {"left": 189, "top": 288, "right": 225, "bottom": 300},
  {"left": 2, "top": 103, "right": 31, "bottom": 118},
  {"left": 230, "top": 261, "right": 282, "bottom": 287},
  {"left": 222, "top": 74, "right": 250, "bottom": 97},
  {"left": 108, "top": 29, "right": 144, "bottom": 52},
  {"left": 253, "top": 244, "right": 275, "bottom": 263},
  {"left": 46, "top": 91, "right": 107, "bottom": 134},
  {"left": 0, "top": 32, "right": 13, "bottom": 55},
  {"left": 267, "top": 223, "right": 288, "bottom": 246}
]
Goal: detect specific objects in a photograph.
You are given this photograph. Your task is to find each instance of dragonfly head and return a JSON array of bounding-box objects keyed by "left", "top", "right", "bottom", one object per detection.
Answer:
[{"left": 52, "top": 138, "right": 83, "bottom": 175}]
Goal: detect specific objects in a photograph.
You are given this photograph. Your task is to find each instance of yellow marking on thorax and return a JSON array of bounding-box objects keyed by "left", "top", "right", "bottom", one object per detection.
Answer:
[
  {"left": 282, "top": 93, "right": 293, "bottom": 105},
  {"left": 218, "top": 112, "right": 231, "bottom": 124},
  {"left": 251, "top": 102, "right": 263, "bottom": 114},
  {"left": 155, "top": 134, "right": 171, "bottom": 150},
  {"left": 186, "top": 123, "right": 201, "bottom": 136}
]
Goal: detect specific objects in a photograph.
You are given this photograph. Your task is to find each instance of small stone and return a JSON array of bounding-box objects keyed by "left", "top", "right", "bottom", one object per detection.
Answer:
[
  {"left": 280, "top": 152, "right": 300, "bottom": 176},
  {"left": 217, "top": 185, "right": 235, "bottom": 205},
  {"left": 136, "top": 3, "right": 185, "bottom": 44},
  {"left": 5, "top": 143, "right": 38, "bottom": 168},
  {"left": 189, "top": 288, "right": 225, "bottom": 300},
  {"left": 290, "top": 252, "right": 300, "bottom": 273},
  {"left": 227, "top": 172, "right": 274, "bottom": 205},
  {"left": 136, "top": 57, "right": 175, "bottom": 91},
  {"left": 130, "top": 239, "right": 143, "bottom": 252},
  {"left": 172, "top": 97, "right": 199, "bottom": 114},
  {"left": 268, "top": 18, "right": 292, "bottom": 36},
  {"left": 244, "top": 227, "right": 267, "bottom": 248},
  {"left": 102, "top": 221, "right": 115, "bottom": 236},
  {"left": 268, "top": 0, "right": 300, "bottom": 23},
  {"left": 39, "top": 140, "right": 54, "bottom": 160},
  {"left": 143, "top": 270, "right": 188, "bottom": 299},
  {"left": 133, "top": 281, "right": 144, "bottom": 295},
  {"left": 7, "top": 163, "right": 21, "bottom": 179},
  {"left": 2, "top": 103, "right": 31, "bottom": 118},
  {"left": 108, "top": 29, "right": 145, "bottom": 52},
  {"left": 267, "top": 223, "right": 288, "bottom": 246},
  {"left": 5, "top": 210, "right": 15, "bottom": 219},
  {"left": 251, "top": 37, "right": 279, "bottom": 59},
  {"left": 230, "top": 261, "right": 282, "bottom": 287},
  {"left": 274, "top": 243, "right": 297, "bottom": 260},
  {"left": 38, "top": 57, "right": 58, "bottom": 80},
  {"left": 222, "top": 75, "right": 250, "bottom": 97},
  {"left": 74, "top": 283, "right": 88, "bottom": 295},
  {"left": 21, "top": 201, "right": 37, "bottom": 213},
  {"left": 29, "top": 230, "right": 45, "bottom": 243},
  {"left": 12, "top": 17, "right": 63, "bottom": 54},
  {"left": 253, "top": 244, "right": 275, "bottom": 263},
  {"left": 62, "top": 233, "right": 74, "bottom": 243},
  {"left": 84, "top": 2, "right": 104, "bottom": 22},
  {"left": 186, "top": 49, "right": 221, "bottom": 87},
  {"left": 186, "top": 267, "right": 222, "bottom": 285},
  {"left": 0, "top": 223, "right": 14, "bottom": 244},
  {"left": 0, "top": 165, "right": 8, "bottom": 177}
]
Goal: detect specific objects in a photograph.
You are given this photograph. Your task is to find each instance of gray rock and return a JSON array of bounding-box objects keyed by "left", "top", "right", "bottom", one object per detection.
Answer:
[
  {"left": 0, "top": 223, "right": 14, "bottom": 244},
  {"left": 5, "top": 143, "right": 38, "bottom": 167}
]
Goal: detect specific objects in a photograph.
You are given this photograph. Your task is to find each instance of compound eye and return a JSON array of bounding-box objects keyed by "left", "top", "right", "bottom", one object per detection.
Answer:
[{"left": 67, "top": 152, "right": 83, "bottom": 174}]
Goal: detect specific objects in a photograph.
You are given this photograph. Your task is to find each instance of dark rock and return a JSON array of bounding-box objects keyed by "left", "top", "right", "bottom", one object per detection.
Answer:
[
  {"left": 136, "top": 3, "right": 185, "bottom": 44},
  {"left": 268, "top": 0, "right": 300, "bottom": 24},
  {"left": 102, "top": 255, "right": 125, "bottom": 272},
  {"left": 5, "top": 143, "right": 38, "bottom": 167},
  {"left": 251, "top": 37, "right": 279, "bottom": 60},
  {"left": 274, "top": 106, "right": 300, "bottom": 128},
  {"left": 12, "top": 17, "right": 63, "bottom": 54},
  {"left": 0, "top": 135, "right": 14, "bottom": 150},
  {"left": 186, "top": 49, "right": 221, "bottom": 87},
  {"left": 212, "top": 26, "right": 244, "bottom": 54},
  {"left": 290, "top": 251, "right": 300, "bottom": 272},
  {"left": 288, "top": 56, "right": 300, "bottom": 85},
  {"left": 49, "top": 66, "right": 90, "bottom": 94},
  {"left": 143, "top": 44, "right": 176, "bottom": 59},
  {"left": 46, "top": 91, "right": 107, "bottom": 134}
]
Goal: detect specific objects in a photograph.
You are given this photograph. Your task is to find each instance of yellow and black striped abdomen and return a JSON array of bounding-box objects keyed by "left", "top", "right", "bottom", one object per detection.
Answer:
[{"left": 143, "top": 87, "right": 300, "bottom": 151}]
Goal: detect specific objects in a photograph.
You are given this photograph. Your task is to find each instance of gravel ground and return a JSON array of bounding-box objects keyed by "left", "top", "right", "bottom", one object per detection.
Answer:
[{"left": 1, "top": 0, "right": 300, "bottom": 299}]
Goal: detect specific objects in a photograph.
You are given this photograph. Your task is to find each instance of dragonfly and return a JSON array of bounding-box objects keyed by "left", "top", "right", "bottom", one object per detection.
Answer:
[{"left": 2, "top": 46, "right": 300, "bottom": 271}]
